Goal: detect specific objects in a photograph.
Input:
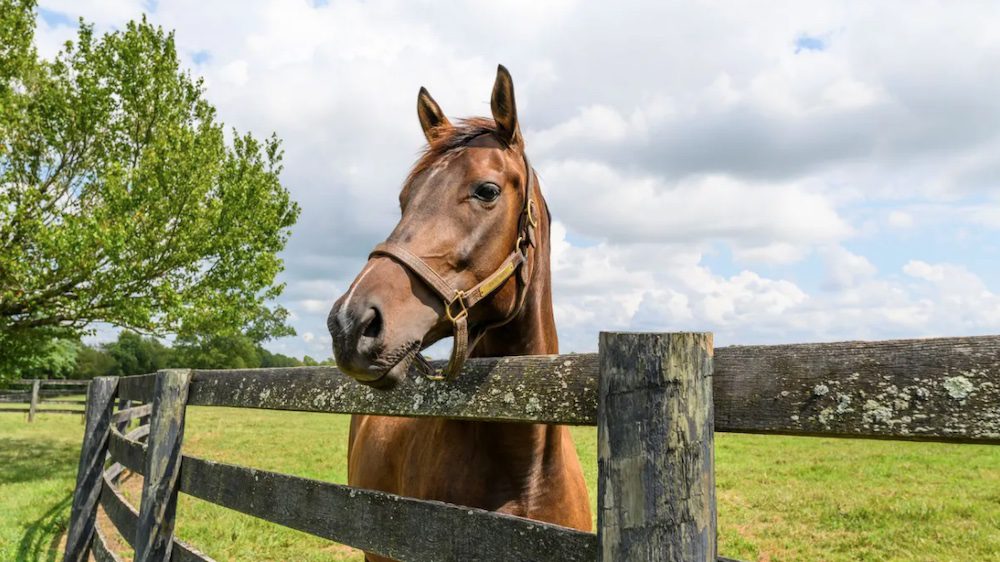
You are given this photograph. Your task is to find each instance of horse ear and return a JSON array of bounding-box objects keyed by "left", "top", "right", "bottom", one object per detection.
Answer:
[
  {"left": 491, "top": 64, "right": 522, "bottom": 146},
  {"left": 417, "top": 87, "right": 451, "bottom": 143}
]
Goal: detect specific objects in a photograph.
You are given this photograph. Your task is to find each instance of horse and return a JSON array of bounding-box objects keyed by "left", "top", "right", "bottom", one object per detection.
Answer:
[{"left": 327, "top": 65, "right": 592, "bottom": 561}]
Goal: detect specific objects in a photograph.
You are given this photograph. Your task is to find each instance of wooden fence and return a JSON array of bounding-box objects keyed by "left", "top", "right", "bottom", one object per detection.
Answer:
[
  {"left": 0, "top": 379, "right": 88, "bottom": 421},
  {"left": 62, "top": 333, "right": 1000, "bottom": 561}
]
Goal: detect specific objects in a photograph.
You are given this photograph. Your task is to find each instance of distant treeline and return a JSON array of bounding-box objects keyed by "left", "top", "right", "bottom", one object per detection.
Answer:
[{"left": 10, "top": 332, "right": 332, "bottom": 381}]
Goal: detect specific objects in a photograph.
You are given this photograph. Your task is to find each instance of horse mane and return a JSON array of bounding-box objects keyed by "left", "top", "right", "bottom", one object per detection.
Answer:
[{"left": 406, "top": 117, "right": 510, "bottom": 186}]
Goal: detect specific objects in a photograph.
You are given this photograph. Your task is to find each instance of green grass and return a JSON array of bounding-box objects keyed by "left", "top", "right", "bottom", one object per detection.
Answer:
[{"left": 1, "top": 408, "right": 998, "bottom": 561}]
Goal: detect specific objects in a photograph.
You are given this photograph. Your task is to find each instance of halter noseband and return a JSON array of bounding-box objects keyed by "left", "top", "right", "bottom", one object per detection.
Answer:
[{"left": 369, "top": 152, "right": 538, "bottom": 381}]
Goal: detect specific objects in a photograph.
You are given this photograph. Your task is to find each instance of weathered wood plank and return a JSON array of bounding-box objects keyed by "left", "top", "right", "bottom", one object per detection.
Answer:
[
  {"left": 109, "top": 427, "right": 145, "bottom": 473},
  {"left": 127, "top": 424, "right": 151, "bottom": 441},
  {"left": 1, "top": 407, "right": 83, "bottom": 414},
  {"left": 713, "top": 335, "right": 1000, "bottom": 442},
  {"left": 135, "top": 370, "right": 191, "bottom": 562},
  {"left": 100, "top": 473, "right": 138, "bottom": 548},
  {"left": 186, "top": 357, "right": 598, "bottom": 424},
  {"left": 179, "top": 455, "right": 596, "bottom": 562},
  {"left": 28, "top": 380, "right": 40, "bottom": 422},
  {"left": 112, "top": 335, "right": 1000, "bottom": 442},
  {"left": 91, "top": 525, "right": 125, "bottom": 562},
  {"left": 63, "top": 376, "right": 118, "bottom": 562},
  {"left": 112, "top": 403, "right": 153, "bottom": 424},
  {"left": 0, "top": 389, "right": 86, "bottom": 401},
  {"left": 100, "top": 469, "right": 214, "bottom": 562},
  {"left": 105, "top": 463, "right": 126, "bottom": 483},
  {"left": 598, "top": 332, "right": 717, "bottom": 561},
  {"left": 0, "top": 407, "right": 83, "bottom": 414},
  {"left": 108, "top": 426, "right": 595, "bottom": 561},
  {"left": 115, "top": 399, "right": 131, "bottom": 430},
  {"left": 118, "top": 374, "right": 157, "bottom": 402},
  {"left": 8, "top": 379, "right": 90, "bottom": 386}
]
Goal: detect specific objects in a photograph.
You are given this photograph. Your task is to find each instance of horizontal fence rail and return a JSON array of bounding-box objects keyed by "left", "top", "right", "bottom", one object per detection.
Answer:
[
  {"left": 8, "top": 379, "right": 90, "bottom": 386},
  {"left": 0, "top": 407, "right": 85, "bottom": 414},
  {"left": 119, "top": 354, "right": 600, "bottom": 425},
  {"left": 713, "top": 335, "right": 1000, "bottom": 443},
  {"left": 107, "top": 423, "right": 597, "bottom": 561},
  {"left": 116, "top": 334, "right": 1000, "bottom": 443}
]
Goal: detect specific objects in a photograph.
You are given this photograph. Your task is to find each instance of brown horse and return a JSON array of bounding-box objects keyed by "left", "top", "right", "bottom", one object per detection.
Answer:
[{"left": 327, "top": 65, "right": 592, "bottom": 561}]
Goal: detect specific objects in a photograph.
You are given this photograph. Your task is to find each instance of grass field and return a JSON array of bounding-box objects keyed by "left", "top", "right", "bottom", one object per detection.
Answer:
[{"left": 1, "top": 407, "right": 998, "bottom": 561}]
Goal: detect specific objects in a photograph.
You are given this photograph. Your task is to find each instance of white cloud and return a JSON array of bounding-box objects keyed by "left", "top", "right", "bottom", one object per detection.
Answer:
[
  {"left": 822, "top": 246, "right": 878, "bottom": 290},
  {"left": 887, "top": 210, "right": 914, "bottom": 229},
  {"left": 542, "top": 162, "right": 850, "bottom": 247}
]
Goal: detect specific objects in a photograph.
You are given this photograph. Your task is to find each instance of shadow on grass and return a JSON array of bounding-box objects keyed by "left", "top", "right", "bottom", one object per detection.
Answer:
[
  {"left": 15, "top": 493, "right": 72, "bottom": 562},
  {"left": 0, "top": 437, "right": 80, "bottom": 485},
  {"left": 0, "top": 437, "right": 81, "bottom": 561}
]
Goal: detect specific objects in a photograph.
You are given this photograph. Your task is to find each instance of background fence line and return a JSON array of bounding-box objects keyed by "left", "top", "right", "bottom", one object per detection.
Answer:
[{"left": 0, "top": 379, "right": 89, "bottom": 421}]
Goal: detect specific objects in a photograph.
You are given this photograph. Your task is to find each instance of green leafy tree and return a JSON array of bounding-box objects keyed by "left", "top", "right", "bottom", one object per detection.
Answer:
[
  {"left": 0, "top": 3, "right": 300, "bottom": 381},
  {"left": 102, "top": 331, "right": 174, "bottom": 376},
  {"left": 11, "top": 337, "right": 79, "bottom": 379},
  {"left": 173, "top": 333, "right": 262, "bottom": 370},
  {"left": 259, "top": 347, "right": 303, "bottom": 368},
  {"left": 74, "top": 342, "right": 117, "bottom": 379}
]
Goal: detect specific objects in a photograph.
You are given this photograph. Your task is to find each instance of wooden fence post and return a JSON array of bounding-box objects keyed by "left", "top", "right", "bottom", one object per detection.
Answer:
[
  {"left": 63, "top": 377, "right": 119, "bottom": 562},
  {"left": 597, "top": 332, "right": 716, "bottom": 561},
  {"left": 134, "top": 369, "right": 191, "bottom": 562},
  {"left": 28, "top": 380, "right": 40, "bottom": 422}
]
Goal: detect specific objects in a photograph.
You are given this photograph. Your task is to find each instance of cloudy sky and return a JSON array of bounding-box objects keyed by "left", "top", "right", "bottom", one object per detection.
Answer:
[{"left": 36, "top": 0, "right": 1000, "bottom": 358}]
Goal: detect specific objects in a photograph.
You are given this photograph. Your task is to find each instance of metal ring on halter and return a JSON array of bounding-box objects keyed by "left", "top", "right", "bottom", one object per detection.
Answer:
[{"left": 445, "top": 291, "right": 468, "bottom": 322}]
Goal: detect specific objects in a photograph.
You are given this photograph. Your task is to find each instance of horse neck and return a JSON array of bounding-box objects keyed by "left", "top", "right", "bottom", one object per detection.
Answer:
[
  {"left": 473, "top": 185, "right": 556, "bottom": 358},
  {"left": 454, "top": 187, "right": 565, "bottom": 475}
]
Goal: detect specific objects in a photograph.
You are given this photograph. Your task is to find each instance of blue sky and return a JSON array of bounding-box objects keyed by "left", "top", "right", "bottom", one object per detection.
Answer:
[{"left": 32, "top": 0, "right": 1000, "bottom": 358}]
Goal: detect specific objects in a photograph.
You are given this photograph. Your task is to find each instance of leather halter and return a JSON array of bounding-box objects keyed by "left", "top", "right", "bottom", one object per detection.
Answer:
[{"left": 369, "top": 152, "right": 538, "bottom": 380}]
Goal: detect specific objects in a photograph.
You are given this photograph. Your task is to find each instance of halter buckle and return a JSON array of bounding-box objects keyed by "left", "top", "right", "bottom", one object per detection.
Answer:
[
  {"left": 526, "top": 198, "right": 538, "bottom": 228},
  {"left": 445, "top": 291, "right": 468, "bottom": 322}
]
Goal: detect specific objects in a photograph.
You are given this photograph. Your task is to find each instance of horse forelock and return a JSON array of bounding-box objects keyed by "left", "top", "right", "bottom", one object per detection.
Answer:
[{"left": 405, "top": 117, "right": 513, "bottom": 188}]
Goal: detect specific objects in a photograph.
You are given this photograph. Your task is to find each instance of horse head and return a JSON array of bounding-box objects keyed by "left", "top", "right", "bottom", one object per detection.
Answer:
[{"left": 328, "top": 65, "right": 546, "bottom": 388}]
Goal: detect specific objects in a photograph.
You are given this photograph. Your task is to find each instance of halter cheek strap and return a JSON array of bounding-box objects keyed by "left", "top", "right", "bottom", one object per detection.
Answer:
[{"left": 369, "top": 154, "right": 538, "bottom": 380}]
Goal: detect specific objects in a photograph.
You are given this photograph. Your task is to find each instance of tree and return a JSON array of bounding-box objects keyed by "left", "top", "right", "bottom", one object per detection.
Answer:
[
  {"left": 9, "top": 337, "right": 79, "bottom": 379},
  {"left": 0, "top": 3, "right": 300, "bottom": 381},
  {"left": 74, "top": 343, "right": 117, "bottom": 379},
  {"left": 259, "top": 347, "right": 303, "bottom": 368},
  {"left": 173, "top": 333, "right": 261, "bottom": 370},
  {"left": 102, "top": 331, "right": 173, "bottom": 376}
]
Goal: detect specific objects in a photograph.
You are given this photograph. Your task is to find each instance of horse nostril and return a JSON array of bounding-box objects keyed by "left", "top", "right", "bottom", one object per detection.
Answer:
[
  {"left": 327, "top": 306, "right": 344, "bottom": 336},
  {"left": 360, "top": 306, "right": 383, "bottom": 340}
]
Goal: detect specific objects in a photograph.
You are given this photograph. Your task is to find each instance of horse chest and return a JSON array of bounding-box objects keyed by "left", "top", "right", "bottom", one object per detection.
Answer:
[{"left": 349, "top": 416, "right": 551, "bottom": 513}]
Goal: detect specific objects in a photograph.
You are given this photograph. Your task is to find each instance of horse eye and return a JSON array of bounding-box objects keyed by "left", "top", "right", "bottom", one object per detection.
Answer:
[{"left": 472, "top": 182, "right": 501, "bottom": 203}]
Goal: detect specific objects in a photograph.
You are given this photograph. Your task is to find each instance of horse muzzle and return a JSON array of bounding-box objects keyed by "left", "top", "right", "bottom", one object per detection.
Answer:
[{"left": 328, "top": 284, "right": 427, "bottom": 389}]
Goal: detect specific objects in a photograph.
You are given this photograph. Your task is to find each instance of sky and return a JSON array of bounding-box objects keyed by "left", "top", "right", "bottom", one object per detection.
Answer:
[{"left": 33, "top": 0, "right": 1000, "bottom": 359}]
